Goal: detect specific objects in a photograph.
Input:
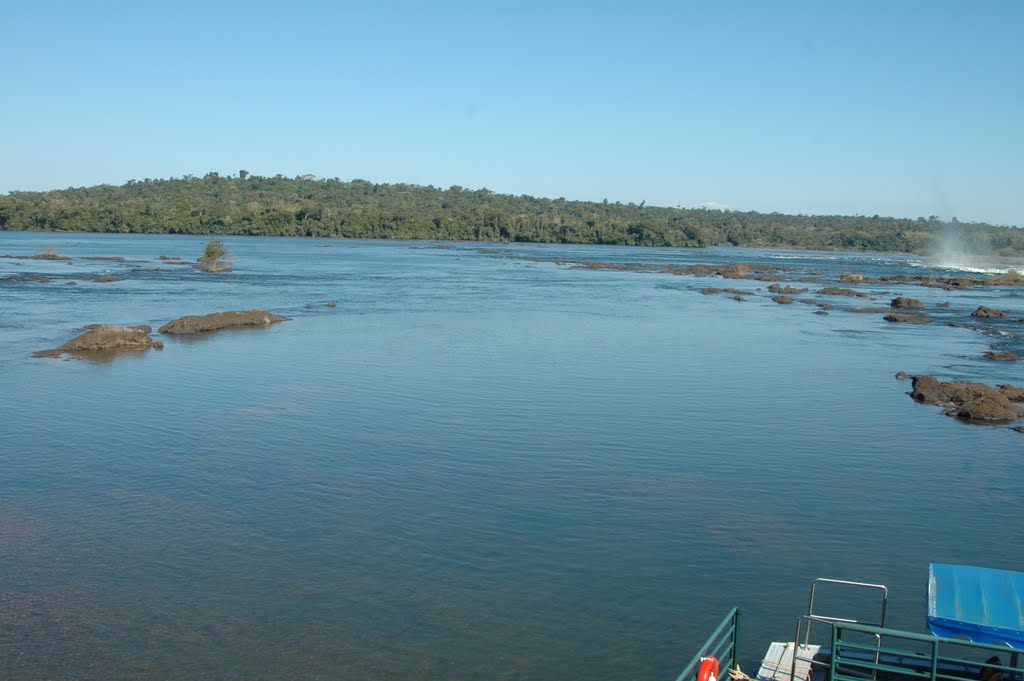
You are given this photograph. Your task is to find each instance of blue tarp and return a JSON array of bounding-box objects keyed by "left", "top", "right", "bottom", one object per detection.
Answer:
[{"left": 928, "top": 563, "right": 1024, "bottom": 649}]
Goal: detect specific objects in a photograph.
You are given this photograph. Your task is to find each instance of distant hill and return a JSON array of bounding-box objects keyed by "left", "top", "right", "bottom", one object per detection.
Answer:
[{"left": 2, "top": 173, "right": 1021, "bottom": 255}]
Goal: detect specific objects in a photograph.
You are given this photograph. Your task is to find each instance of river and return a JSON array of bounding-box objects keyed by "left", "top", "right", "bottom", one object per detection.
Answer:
[{"left": 2, "top": 231, "right": 1022, "bottom": 679}]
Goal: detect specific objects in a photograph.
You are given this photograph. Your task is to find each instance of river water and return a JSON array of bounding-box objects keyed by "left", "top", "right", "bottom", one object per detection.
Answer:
[{"left": 2, "top": 232, "right": 1022, "bottom": 680}]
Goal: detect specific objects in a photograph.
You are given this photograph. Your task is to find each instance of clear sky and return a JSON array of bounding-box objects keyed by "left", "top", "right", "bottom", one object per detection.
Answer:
[{"left": 3, "top": 0, "right": 1022, "bottom": 226}]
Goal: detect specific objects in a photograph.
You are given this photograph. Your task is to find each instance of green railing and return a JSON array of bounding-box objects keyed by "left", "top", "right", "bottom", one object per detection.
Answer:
[
  {"left": 675, "top": 608, "right": 741, "bottom": 681},
  {"left": 830, "top": 621, "right": 1023, "bottom": 681}
]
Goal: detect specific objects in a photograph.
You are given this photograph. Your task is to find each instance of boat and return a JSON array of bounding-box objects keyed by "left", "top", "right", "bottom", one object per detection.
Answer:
[{"left": 675, "top": 564, "right": 1024, "bottom": 681}]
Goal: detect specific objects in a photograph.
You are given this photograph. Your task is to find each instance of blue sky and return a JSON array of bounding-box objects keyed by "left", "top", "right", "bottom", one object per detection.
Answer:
[{"left": 3, "top": 0, "right": 1022, "bottom": 226}]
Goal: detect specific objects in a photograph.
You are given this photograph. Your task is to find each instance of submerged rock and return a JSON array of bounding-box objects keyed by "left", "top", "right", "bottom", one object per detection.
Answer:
[
  {"left": 884, "top": 314, "right": 932, "bottom": 324},
  {"left": 33, "top": 324, "right": 163, "bottom": 358},
  {"left": 817, "top": 287, "right": 866, "bottom": 298},
  {"left": 700, "top": 287, "right": 754, "bottom": 297},
  {"left": 158, "top": 309, "right": 290, "bottom": 335},
  {"left": 984, "top": 350, "right": 1020, "bottom": 361},
  {"left": 908, "top": 375, "right": 1024, "bottom": 424}
]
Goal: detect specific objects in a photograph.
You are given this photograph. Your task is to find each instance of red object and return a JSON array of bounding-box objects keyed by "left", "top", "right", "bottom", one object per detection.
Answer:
[{"left": 697, "top": 656, "right": 719, "bottom": 681}]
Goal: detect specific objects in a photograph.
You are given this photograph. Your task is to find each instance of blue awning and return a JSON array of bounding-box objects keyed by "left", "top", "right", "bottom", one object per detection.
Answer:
[{"left": 928, "top": 563, "right": 1024, "bottom": 649}]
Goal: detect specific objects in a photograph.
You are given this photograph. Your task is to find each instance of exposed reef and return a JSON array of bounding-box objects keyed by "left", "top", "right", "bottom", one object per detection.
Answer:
[
  {"left": 33, "top": 324, "right": 163, "bottom": 358},
  {"left": 158, "top": 309, "right": 290, "bottom": 335}
]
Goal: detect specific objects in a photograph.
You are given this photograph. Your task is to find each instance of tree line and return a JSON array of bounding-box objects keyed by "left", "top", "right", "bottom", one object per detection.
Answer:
[{"left": 1, "top": 172, "right": 1021, "bottom": 255}]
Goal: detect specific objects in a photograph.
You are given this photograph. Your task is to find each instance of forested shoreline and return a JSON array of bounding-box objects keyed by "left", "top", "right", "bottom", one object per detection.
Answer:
[{"left": 2, "top": 173, "right": 1021, "bottom": 255}]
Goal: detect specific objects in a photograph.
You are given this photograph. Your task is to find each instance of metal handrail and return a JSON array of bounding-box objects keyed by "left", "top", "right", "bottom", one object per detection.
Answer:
[
  {"left": 675, "top": 608, "right": 741, "bottom": 681},
  {"left": 791, "top": 578, "right": 889, "bottom": 681},
  {"left": 830, "top": 621, "right": 1024, "bottom": 681}
]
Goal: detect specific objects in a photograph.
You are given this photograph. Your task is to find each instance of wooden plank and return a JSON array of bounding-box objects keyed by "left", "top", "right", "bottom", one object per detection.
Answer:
[{"left": 756, "top": 642, "right": 823, "bottom": 681}]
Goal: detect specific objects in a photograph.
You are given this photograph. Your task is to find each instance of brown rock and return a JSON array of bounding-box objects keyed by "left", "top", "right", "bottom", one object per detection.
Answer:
[
  {"left": 972, "top": 305, "right": 1008, "bottom": 318},
  {"left": 909, "top": 375, "right": 1024, "bottom": 424},
  {"left": 771, "top": 295, "right": 794, "bottom": 304},
  {"left": 700, "top": 287, "right": 754, "bottom": 296},
  {"left": 998, "top": 385, "right": 1024, "bottom": 402},
  {"left": 946, "top": 395, "right": 1023, "bottom": 424},
  {"left": 884, "top": 314, "right": 932, "bottom": 324},
  {"left": 767, "top": 283, "right": 808, "bottom": 295},
  {"left": 817, "top": 287, "right": 866, "bottom": 298},
  {"left": 983, "top": 350, "right": 1019, "bottom": 361},
  {"left": 34, "top": 324, "right": 164, "bottom": 358},
  {"left": 158, "top": 309, "right": 290, "bottom": 335},
  {"left": 891, "top": 296, "right": 925, "bottom": 309}
]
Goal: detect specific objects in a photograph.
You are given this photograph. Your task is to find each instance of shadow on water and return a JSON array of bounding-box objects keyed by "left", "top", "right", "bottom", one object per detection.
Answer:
[{"left": 51, "top": 347, "right": 162, "bottom": 364}]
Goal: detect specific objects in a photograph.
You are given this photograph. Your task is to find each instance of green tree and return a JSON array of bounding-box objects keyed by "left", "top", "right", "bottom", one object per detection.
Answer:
[{"left": 198, "top": 239, "right": 233, "bottom": 272}]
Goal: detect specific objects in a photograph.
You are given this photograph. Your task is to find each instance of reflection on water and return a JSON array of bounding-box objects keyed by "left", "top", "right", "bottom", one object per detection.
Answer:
[{"left": 1, "top": 232, "right": 1023, "bottom": 680}]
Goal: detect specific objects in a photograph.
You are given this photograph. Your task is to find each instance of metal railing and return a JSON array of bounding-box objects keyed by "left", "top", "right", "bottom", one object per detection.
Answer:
[
  {"left": 792, "top": 578, "right": 889, "bottom": 681},
  {"left": 675, "top": 608, "right": 741, "bottom": 681},
  {"left": 829, "top": 621, "right": 1024, "bottom": 681}
]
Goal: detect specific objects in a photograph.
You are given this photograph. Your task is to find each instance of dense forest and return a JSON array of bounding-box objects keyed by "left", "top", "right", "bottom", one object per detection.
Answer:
[{"left": 1, "top": 172, "right": 1021, "bottom": 255}]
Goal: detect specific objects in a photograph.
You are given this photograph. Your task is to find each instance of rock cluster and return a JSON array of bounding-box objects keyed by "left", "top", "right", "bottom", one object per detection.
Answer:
[
  {"left": 907, "top": 375, "right": 1024, "bottom": 424},
  {"left": 35, "top": 309, "right": 290, "bottom": 359}
]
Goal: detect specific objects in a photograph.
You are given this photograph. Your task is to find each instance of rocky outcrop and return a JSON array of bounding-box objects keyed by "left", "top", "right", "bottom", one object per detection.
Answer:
[
  {"left": 890, "top": 296, "right": 925, "bottom": 309},
  {"left": 972, "top": 305, "right": 1008, "bottom": 318},
  {"left": 817, "top": 287, "right": 866, "bottom": 298},
  {"left": 771, "top": 295, "right": 794, "bottom": 304},
  {"left": 158, "top": 309, "right": 290, "bottom": 335},
  {"left": 984, "top": 350, "right": 1020, "bottom": 361},
  {"left": 33, "top": 324, "right": 163, "bottom": 358},
  {"left": 908, "top": 375, "right": 1024, "bottom": 424},
  {"left": 884, "top": 314, "right": 931, "bottom": 324},
  {"left": 2, "top": 251, "right": 71, "bottom": 261}
]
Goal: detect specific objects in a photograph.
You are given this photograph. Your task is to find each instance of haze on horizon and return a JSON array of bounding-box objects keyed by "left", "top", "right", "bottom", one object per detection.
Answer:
[{"left": 2, "top": 1, "right": 1022, "bottom": 229}]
